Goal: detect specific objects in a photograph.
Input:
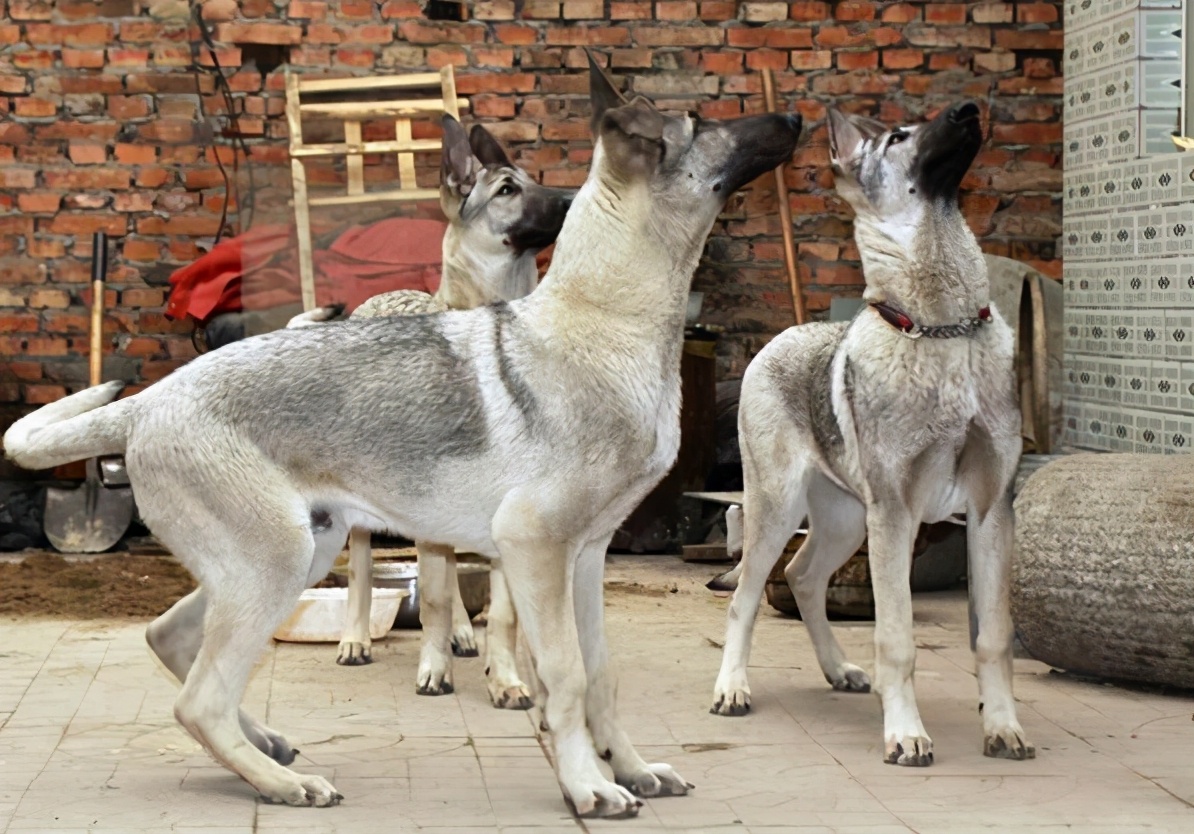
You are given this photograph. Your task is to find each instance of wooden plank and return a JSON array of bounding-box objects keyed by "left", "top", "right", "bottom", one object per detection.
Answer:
[
  {"left": 441, "top": 65, "right": 461, "bottom": 120},
  {"left": 284, "top": 71, "right": 304, "bottom": 150},
  {"left": 680, "top": 543, "right": 733, "bottom": 564},
  {"left": 298, "top": 98, "right": 469, "bottom": 120},
  {"left": 297, "top": 73, "right": 443, "bottom": 94},
  {"left": 308, "top": 187, "right": 440, "bottom": 207},
  {"left": 344, "top": 120, "right": 364, "bottom": 196},
  {"left": 394, "top": 118, "right": 417, "bottom": 191},
  {"left": 290, "top": 158, "right": 317, "bottom": 311},
  {"left": 290, "top": 138, "right": 442, "bottom": 158}
]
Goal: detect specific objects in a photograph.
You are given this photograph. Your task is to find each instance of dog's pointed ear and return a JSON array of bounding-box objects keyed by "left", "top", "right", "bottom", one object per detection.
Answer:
[
  {"left": 598, "top": 97, "right": 665, "bottom": 178},
  {"left": 441, "top": 114, "right": 478, "bottom": 197},
  {"left": 826, "top": 109, "right": 884, "bottom": 170},
  {"left": 469, "top": 123, "right": 511, "bottom": 169},
  {"left": 588, "top": 48, "right": 628, "bottom": 134}
]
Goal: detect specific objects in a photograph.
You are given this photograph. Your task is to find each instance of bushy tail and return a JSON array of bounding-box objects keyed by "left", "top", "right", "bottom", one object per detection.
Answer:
[
  {"left": 3, "top": 381, "right": 132, "bottom": 471},
  {"left": 286, "top": 303, "right": 346, "bottom": 329}
]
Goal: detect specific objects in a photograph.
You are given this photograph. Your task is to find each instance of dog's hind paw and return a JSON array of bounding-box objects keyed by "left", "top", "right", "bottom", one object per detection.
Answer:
[
  {"left": 335, "top": 640, "right": 372, "bottom": 666},
  {"left": 984, "top": 727, "right": 1035, "bottom": 760},
  {"left": 827, "top": 663, "right": 871, "bottom": 693},
  {"left": 564, "top": 780, "right": 642, "bottom": 819},
  {"left": 705, "top": 571, "right": 738, "bottom": 593},
  {"left": 710, "top": 683, "right": 751, "bottom": 716},
  {"left": 618, "top": 763, "right": 693, "bottom": 798},
  {"left": 489, "top": 681, "right": 534, "bottom": 710},
  {"left": 260, "top": 774, "right": 343, "bottom": 807},
  {"left": 885, "top": 735, "right": 934, "bottom": 767},
  {"left": 450, "top": 627, "right": 479, "bottom": 658}
]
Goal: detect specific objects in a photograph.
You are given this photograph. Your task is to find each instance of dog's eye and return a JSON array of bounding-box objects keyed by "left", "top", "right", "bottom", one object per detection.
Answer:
[
  {"left": 496, "top": 182, "right": 518, "bottom": 197},
  {"left": 887, "top": 132, "right": 909, "bottom": 147}
]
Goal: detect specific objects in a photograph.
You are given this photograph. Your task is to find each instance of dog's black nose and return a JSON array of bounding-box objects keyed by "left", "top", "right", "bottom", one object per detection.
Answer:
[
  {"left": 785, "top": 113, "right": 803, "bottom": 134},
  {"left": 950, "top": 102, "right": 980, "bottom": 123}
]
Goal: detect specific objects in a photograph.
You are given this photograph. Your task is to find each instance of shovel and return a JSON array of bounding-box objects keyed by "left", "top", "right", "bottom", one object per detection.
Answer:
[{"left": 44, "top": 232, "right": 134, "bottom": 553}]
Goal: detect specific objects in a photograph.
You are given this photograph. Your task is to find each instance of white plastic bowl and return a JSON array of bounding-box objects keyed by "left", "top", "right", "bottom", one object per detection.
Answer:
[{"left": 273, "top": 587, "right": 408, "bottom": 643}]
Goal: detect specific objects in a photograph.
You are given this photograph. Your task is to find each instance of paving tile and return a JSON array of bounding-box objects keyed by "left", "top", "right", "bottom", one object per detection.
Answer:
[{"left": 1, "top": 558, "right": 1192, "bottom": 833}]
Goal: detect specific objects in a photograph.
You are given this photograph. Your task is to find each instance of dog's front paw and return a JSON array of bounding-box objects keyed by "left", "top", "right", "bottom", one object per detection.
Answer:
[
  {"left": 710, "top": 677, "right": 751, "bottom": 716},
  {"left": 617, "top": 762, "right": 693, "bottom": 798},
  {"left": 260, "top": 774, "right": 343, "bottom": 807},
  {"left": 415, "top": 662, "right": 454, "bottom": 696},
  {"left": 826, "top": 662, "right": 871, "bottom": 693},
  {"left": 563, "top": 778, "right": 642, "bottom": 819},
  {"left": 336, "top": 640, "right": 372, "bottom": 666},
  {"left": 984, "top": 723, "right": 1035, "bottom": 760},
  {"left": 885, "top": 734, "right": 934, "bottom": 767}
]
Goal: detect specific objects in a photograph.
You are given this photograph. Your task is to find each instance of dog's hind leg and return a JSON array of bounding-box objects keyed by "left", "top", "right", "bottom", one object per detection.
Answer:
[
  {"left": 711, "top": 452, "right": 810, "bottom": 717},
  {"left": 147, "top": 590, "right": 298, "bottom": 766},
  {"left": 157, "top": 499, "right": 343, "bottom": 804},
  {"left": 415, "top": 541, "right": 456, "bottom": 695},
  {"left": 960, "top": 426, "right": 1034, "bottom": 761},
  {"left": 450, "top": 569, "right": 479, "bottom": 658},
  {"left": 867, "top": 498, "right": 932, "bottom": 767},
  {"left": 788, "top": 474, "right": 870, "bottom": 693},
  {"left": 337, "top": 527, "right": 374, "bottom": 666},
  {"left": 492, "top": 497, "right": 640, "bottom": 819},
  {"left": 574, "top": 536, "right": 691, "bottom": 798},
  {"left": 485, "top": 561, "right": 532, "bottom": 709}
]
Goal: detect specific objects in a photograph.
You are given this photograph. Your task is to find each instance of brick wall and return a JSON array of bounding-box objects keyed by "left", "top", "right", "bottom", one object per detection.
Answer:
[{"left": 0, "top": 0, "right": 1063, "bottom": 430}]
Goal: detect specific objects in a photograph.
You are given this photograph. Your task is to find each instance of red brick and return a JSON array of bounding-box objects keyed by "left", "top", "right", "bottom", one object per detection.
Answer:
[
  {"left": 834, "top": 1, "right": 874, "bottom": 21},
  {"left": 62, "top": 48, "right": 106, "bottom": 68},
  {"left": 17, "top": 192, "right": 60, "bottom": 213},
  {"left": 25, "top": 22, "right": 114, "bottom": 46},
  {"left": 634, "top": 26, "right": 722, "bottom": 47},
  {"left": 610, "top": 1, "right": 651, "bottom": 19},
  {"left": 216, "top": 22, "right": 303, "bottom": 44},
  {"left": 699, "top": 1, "right": 735, "bottom": 20},
  {"left": 14, "top": 98, "right": 57, "bottom": 118},
  {"left": 881, "top": 3, "right": 919, "bottom": 23},
  {"left": 788, "top": 0, "right": 829, "bottom": 20},
  {"left": 68, "top": 143, "right": 107, "bottom": 165},
  {"left": 289, "top": 0, "right": 327, "bottom": 17},
  {"left": 656, "top": 1, "right": 697, "bottom": 20},
  {"left": 727, "top": 27, "right": 814, "bottom": 49},
  {"left": 546, "top": 26, "right": 631, "bottom": 46},
  {"left": 925, "top": 4, "right": 966, "bottom": 24},
  {"left": 700, "top": 51, "right": 743, "bottom": 74},
  {"left": 1017, "top": 3, "right": 1058, "bottom": 24},
  {"left": 45, "top": 213, "right": 127, "bottom": 236},
  {"left": 745, "top": 49, "right": 789, "bottom": 71},
  {"left": 882, "top": 49, "right": 923, "bottom": 69},
  {"left": 790, "top": 50, "right": 833, "bottom": 70},
  {"left": 26, "top": 385, "right": 68, "bottom": 404},
  {"left": 973, "top": 3, "right": 1013, "bottom": 24},
  {"left": 837, "top": 51, "right": 878, "bottom": 71}
]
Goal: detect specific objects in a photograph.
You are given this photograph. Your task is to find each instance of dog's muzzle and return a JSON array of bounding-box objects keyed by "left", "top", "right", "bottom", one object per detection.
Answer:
[{"left": 871, "top": 302, "right": 991, "bottom": 340}]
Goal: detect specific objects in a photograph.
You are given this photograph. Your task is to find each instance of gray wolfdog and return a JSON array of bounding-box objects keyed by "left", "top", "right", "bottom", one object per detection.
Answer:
[
  {"left": 708, "top": 103, "right": 1034, "bottom": 767},
  {"left": 4, "top": 56, "right": 802, "bottom": 816},
  {"left": 292, "top": 115, "right": 574, "bottom": 719}
]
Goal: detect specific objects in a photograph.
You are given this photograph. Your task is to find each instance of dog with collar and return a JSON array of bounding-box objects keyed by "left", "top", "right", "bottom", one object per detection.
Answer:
[
  {"left": 4, "top": 55, "right": 802, "bottom": 815},
  {"left": 709, "top": 103, "right": 1034, "bottom": 767}
]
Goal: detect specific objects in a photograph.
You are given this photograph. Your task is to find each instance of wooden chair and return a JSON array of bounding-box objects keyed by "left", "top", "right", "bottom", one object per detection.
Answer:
[{"left": 284, "top": 67, "right": 468, "bottom": 311}]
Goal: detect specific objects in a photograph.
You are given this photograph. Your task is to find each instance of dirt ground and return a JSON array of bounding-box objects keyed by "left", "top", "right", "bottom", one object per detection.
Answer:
[{"left": 0, "top": 553, "right": 196, "bottom": 619}]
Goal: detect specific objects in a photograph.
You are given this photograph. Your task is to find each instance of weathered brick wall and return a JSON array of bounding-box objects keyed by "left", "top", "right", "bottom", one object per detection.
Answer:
[{"left": 0, "top": 0, "right": 1063, "bottom": 429}]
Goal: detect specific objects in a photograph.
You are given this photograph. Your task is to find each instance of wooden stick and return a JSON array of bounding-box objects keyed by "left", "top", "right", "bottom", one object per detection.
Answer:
[{"left": 760, "top": 68, "right": 807, "bottom": 326}]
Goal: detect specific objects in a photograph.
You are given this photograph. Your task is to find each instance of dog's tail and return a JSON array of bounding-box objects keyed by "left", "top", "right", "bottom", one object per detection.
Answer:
[
  {"left": 3, "top": 381, "right": 133, "bottom": 471},
  {"left": 286, "top": 304, "right": 346, "bottom": 329}
]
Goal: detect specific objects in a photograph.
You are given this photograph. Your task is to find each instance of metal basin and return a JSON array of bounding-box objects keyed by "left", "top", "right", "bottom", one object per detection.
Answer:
[{"left": 333, "top": 557, "right": 490, "bottom": 630}]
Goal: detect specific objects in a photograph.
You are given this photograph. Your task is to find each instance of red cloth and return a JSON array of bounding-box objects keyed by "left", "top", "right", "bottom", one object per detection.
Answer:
[{"left": 166, "top": 218, "right": 446, "bottom": 324}]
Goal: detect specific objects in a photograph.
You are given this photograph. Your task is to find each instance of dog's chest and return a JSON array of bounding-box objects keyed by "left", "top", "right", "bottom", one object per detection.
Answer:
[{"left": 844, "top": 327, "right": 1013, "bottom": 450}]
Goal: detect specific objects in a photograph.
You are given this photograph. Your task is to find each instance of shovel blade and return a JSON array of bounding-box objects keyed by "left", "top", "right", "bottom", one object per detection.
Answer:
[{"left": 44, "top": 474, "right": 134, "bottom": 554}]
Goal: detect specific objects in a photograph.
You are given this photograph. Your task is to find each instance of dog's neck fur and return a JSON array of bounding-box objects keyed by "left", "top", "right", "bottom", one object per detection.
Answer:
[
  {"left": 435, "top": 224, "right": 539, "bottom": 311},
  {"left": 854, "top": 203, "right": 988, "bottom": 325},
  {"left": 531, "top": 157, "right": 701, "bottom": 344}
]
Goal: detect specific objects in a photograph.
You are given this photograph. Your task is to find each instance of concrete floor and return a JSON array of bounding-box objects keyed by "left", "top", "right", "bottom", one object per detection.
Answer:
[{"left": 1, "top": 555, "right": 1192, "bottom": 834}]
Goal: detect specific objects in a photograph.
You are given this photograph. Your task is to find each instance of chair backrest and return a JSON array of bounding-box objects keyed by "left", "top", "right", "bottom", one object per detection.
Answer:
[{"left": 284, "top": 67, "right": 468, "bottom": 310}]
